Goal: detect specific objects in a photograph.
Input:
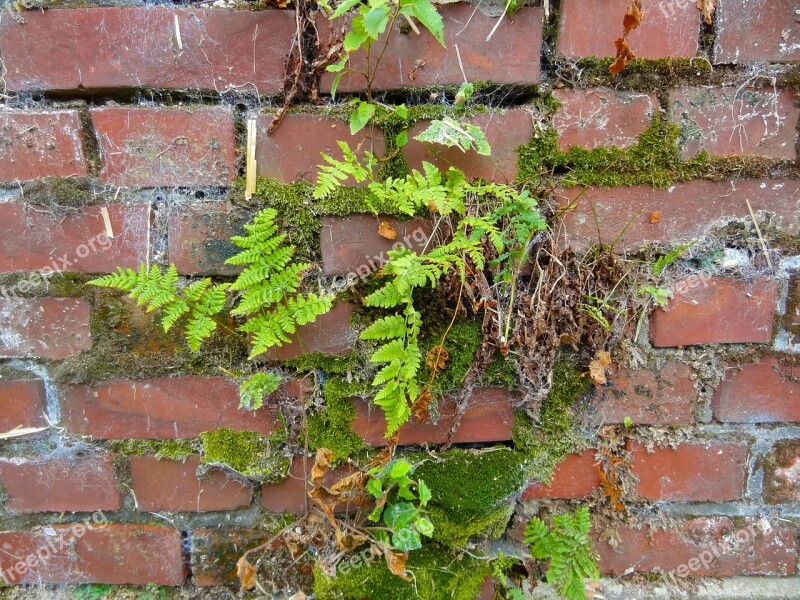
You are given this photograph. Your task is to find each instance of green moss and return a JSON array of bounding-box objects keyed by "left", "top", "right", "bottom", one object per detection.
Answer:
[
  {"left": 314, "top": 543, "right": 490, "bottom": 600},
  {"left": 307, "top": 378, "right": 368, "bottom": 462},
  {"left": 414, "top": 447, "right": 527, "bottom": 547},
  {"left": 481, "top": 353, "right": 520, "bottom": 389},
  {"left": 199, "top": 428, "right": 290, "bottom": 482},
  {"left": 418, "top": 318, "right": 483, "bottom": 398},
  {"left": 110, "top": 439, "right": 198, "bottom": 462},
  {"left": 562, "top": 56, "right": 715, "bottom": 92},
  {"left": 285, "top": 351, "right": 361, "bottom": 376},
  {"left": 513, "top": 354, "right": 591, "bottom": 484}
]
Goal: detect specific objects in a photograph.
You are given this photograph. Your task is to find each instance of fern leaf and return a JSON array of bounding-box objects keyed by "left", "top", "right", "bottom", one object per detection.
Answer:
[{"left": 361, "top": 315, "right": 406, "bottom": 340}]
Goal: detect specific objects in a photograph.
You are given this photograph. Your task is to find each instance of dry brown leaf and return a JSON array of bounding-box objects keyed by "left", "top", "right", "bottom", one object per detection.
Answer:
[
  {"left": 649, "top": 210, "right": 662, "bottom": 224},
  {"left": 289, "top": 593, "right": 307, "bottom": 600},
  {"left": 309, "top": 487, "right": 340, "bottom": 528},
  {"left": 609, "top": 37, "right": 636, "bottom": 76},
  {"left": 588, "top": 350, "right": 612, "bottom": 385},
  {"left": 384, "top": 550, "right": 411, "bottom": 580},
  {"left": 623, "top": 0, "right": 645, "bottom": 36},
  {"left": 236, "top": 557, "right": 257, "bottom": 591},
  {"left": 311, "top": 448, "right": 334, "bottom": 484},
  {"left": 426, "top": 345, "right": 449, "bottom": 370},
  {"left": 335, "top": 527, "right": 368, "bottom": 551},
  {"left": 327, "top": 471, "right": 364, "bottom": 496},
  {"left": 411, "top": 388, "right": 432, "bottom": 422},
  {"left": 378, "top": 221, "right": 397, "bottom": 240},
  {"left": 697, "top": 0, "right": 717, "bottom": 24}
]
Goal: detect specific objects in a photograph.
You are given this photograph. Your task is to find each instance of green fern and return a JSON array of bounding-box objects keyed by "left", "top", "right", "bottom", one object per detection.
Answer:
[
  {"left": 89, "top": 264, "right": 230, "bottom": 352},
  {"left": 239, "top": 372, "right": 282, "bottom": 410},
  {"left": 523, "top": 507, "right": 600, "bottom": 600}
]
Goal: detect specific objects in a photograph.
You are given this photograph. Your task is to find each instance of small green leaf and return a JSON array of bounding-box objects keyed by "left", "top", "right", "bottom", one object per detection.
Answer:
[
  {"left": 326, "top": 57, "right": 347, "bottom": 72},
  {"left": 395, "top": 104, "right": 408, "bottom": 119},
  {"left": 414, "top": 516, "right": 434, "bottom": 537},
  {"left": 330, "top": 72, "right": 344, "bottom": 99},
  {"left": 350, "top": 101, "right": 376, "bottom": 134},
  {"left": 417, "top": 479, "right": 432, "bottom": 505},
  {"left": 368, "top": 504, "right": 384, "bottom": 522},
  {"left": 623, "top": 416, "right": 633, "bottom": 428},
  {"left": 411, "top": 0, "right": 444, "bottom": 45},
  {"left": 344, "top": 28, "right": 369, "bottom": 52},
  {"left": 366, "top": 477, "right": 383, "bottom": 498},
  {"left": 392, "top": 527, "right": 422, "bottom": 551},
  {"left": 454, "top": 82, "right": 474, "bottom": 106},
  {"left": 384, "top": 502, "right": 417, "bottom": 529},
  {"left": 389, "top": 459, "right": 413, "bottom": 479},
  {"left": 331, "top": 0, "right": 362, "bottom": 19},
  {"left": 363, "top": 4, "right": 391, "bottom": 38},
  {"left": 395, "top": 130, "right": 408, "bottom": 147}
]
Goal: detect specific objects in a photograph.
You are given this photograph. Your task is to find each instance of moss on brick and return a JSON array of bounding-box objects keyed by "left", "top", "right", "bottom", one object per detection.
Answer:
[
  {"left": 418, "top": 317, "right": 483, "bottom": 399},
  {"left": 110, "top": 439, "right": 198, "bottom": 462},
  {"left": 313, "top": 543, "right": 490, "bottom": 600},
  {"left": 199, "top": 428, "right": 290, "bottom": 482},
  {"left": 307, "top": 378, "right": 368, "bottom": 462}
]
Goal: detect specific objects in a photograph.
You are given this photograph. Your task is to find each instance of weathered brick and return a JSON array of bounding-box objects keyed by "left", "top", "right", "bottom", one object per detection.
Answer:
[
  {"left": 552, "top": 89, "right": 657, "bottom": 151},
  {"left": 713, "top": 358, "right": 800, "bottom": 423},
  {"left": 0, "top": 8, "right": 293, "bottom": 93},
  {"left": 0, "top": 455, "right": 121, "bottom": 513},
  {"left": 0, "top": 298, "right": 91, "bottom": 360},
  {"left": 0, "top": 203, "right": 149, "bottom": 273},
  {"left": 321, "top": 214, "right": 433, "bottom": 276},
  {"left": 521, "top": 450, "right": 600, "bottom": 499},
  {"left": 595, "top": 518, "right": 796, "bottom": 577},
  {"left": 558, "top": 0, "right": 699, "bottom": 59},
  {"left": 649, "top": 276, "right": 777, "bottom": 347},
  {"left": 352, "top": 387, "right": 516, "bottom": 446},
  {"left": 715, "top": 0, "right": 800, "bottom": 63},
  {"left": 404, "top": 109, "right": 533, "bottom": 182},
  {"left": 0, "top": 525, "right": 186, "bottom": 585},
  {"left": 628, "top": 441, "right": 749, "bottom": 501},
  {"left": 0, "top": 110, "right": 87, "bottom": 182},
  {"left": 256, "top": 114, "right": 384, "bottom": 184},
  {"left": 671, "top": 87, "right": 798, "bottom": 158},
  {"left": 130, "top": 455, "right": 251, "bottom": 512},
  {"left": 594, "top": 362, "right": 696, "bottom": 424},
  {"left": 0, "top": 380, "right": 47, "bottom": 432},
  {"left": 321, "top": 5, "right": 543, "bottom": 92},
  {"left": 763, "top": 439, "right": 800, "bottom": 504},
  {"left": 92, "top": 106, "right": 236, "bottom": 187},
  {"left": 264, "top": 302, "right": 357, "bottom": 360},
  {"left": 558, "top": 179, "right": 800, "bottom": 252},
  {"left": 59, "top": 376, "right": 279, "bottom": 439},
  {"left": 191, "top": 528, "right": 276, "bottom": 587},
  {"left": 168, "top": 202, "right": 247, "bottom": 276}
]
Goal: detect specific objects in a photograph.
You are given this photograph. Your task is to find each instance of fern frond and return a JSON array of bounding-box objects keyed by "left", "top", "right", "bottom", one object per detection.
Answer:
[
  {"left": 239, "top": 371, "right": 282, "bottom": 410},
  {"left": 361, "top": 315, "right": 407, "bottom": 340}
]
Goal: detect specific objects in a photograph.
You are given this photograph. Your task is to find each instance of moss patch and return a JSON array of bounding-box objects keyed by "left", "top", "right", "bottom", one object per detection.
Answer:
[
  {"left": 307, "top": 378, "right": 368, "bottom": 462},
  {"left": 418, "top": 317, "right": 483, "bottom": 399},
  {"left": 110, "top": 439, "right": 198, "bottom": 462},
  {"left": 314, "top": 543, "right": 490, "bottom": 600},
  {"left": 513, "top": 354, "right": 591, "bottom": 485},
  {"left": 199, "top": 428, "right": 290, "bottom": 482},
  {"left": 414, "top": 447, "right": 528, "bottom": 547}
]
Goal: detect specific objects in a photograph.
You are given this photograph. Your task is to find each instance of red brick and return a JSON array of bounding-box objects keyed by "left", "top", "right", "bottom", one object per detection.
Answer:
[
  {"left": 628, "top": 440, "right": 749, "bottom": 501},
  {"left": 649, "top": 276, "right": 777, "bottom": 347},
  {"left": 521, "top": 450, "right": 600, "bottom": 499},
  {"left": 168, "top": 203, "right": 247, "bottom": 276},
  {"left": 0, "top": 455, "right": 121, "bottom": 513},
  {"left": 130, "top": 454, "right": 251, "bottom": 512},
  {"left": 594, "top": 362, "right": 696, "bottom": 424},
  {"left": 0, "top": 524, "right": 186, "bottom": 585},
  {"left": 321, "top": 5, "right": 543, "bottom": 92},
  {"left": 321, "top": 214, "right": 433, "bottom": 276},
  {"left": 352, "top": 387, "right": 516, "bottom": 446},
  {"left": 91, "top": 106, "right": 236, "bottom": 187},
  {"left": 261, "top": 455, "right": 364, "bottom": 514},
  {"left": 558, "top": 0, "right": 699, "bottom": 59},
  {"left": 552, "top": 89, "right": 657, "bottom": 151},
  {"left": 0, "top": 203, "right": 149, "bottom": 273},
  {"left": 0, "top": 380, "right": 47, "bottom": 432},
  {"left": 404, "top": 109, "right": 532, "bottom": 183},
  {"left": 715, "top": 0, "right": 800, "bottom": 63},
  {"left": 595, "top": 517, "right": 796, "bottom": 577},
  {"left": 264, "top": 302, "right": 356, "bottom": 360},
  {"left": 59, "top": 376, "right": 281, "bottom": 439},
  {"left": 763, "top": 439, "right": 800, "bottom": 504},
  {"left": 0, "top": 298, "right": 91, "bottom": 360},
  {"left": 713, "top": 358, "right": 800, "bottom": 423},
  {"left": 191, "top": 528, "right": 275, "bottom": 587},
  {"left": 0, "top": 8, "right": 293, "bottom": 93},
  {"left": 256, "top": 114, "right": 384, "bottom": 184},
  {"left": 558, "top": 179, "right": 800, "bottom": 252},
  {"left": 0, "top": 110, "right": 87, "bottom": 183},
  {"left": 671, "top": 87, "right": 798, "bottom": 158}
]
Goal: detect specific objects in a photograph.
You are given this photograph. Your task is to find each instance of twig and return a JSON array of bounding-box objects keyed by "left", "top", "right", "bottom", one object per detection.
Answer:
[
  {"left": 485, "top": 0, "right": 512, "bottom": 42},
  {"left": 454, "top": 44, "right": 467, "bottom": 83},
  {"left": 746, "top": 198, "right": 773, "bottom": 270},
  {"left": 174, "top": 14, "right": 183, "bottom": 51}
]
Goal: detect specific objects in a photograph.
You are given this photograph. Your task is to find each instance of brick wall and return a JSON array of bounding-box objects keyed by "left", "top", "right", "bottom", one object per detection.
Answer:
[{"left": 0, "top": 0, "right": 799, "bottom": 597}]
